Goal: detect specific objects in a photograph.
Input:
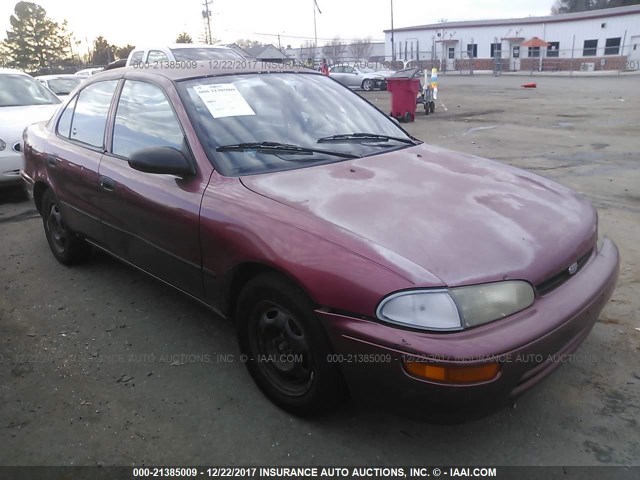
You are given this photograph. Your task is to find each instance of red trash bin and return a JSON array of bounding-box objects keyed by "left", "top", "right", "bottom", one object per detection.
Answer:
[{"left": 386, "top": 77, "right": 421, "bottom": 123}]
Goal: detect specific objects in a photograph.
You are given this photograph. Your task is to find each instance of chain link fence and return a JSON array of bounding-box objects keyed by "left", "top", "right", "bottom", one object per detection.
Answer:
[{"left": 384, "top": 41, "right": 639, "bottom": 75}]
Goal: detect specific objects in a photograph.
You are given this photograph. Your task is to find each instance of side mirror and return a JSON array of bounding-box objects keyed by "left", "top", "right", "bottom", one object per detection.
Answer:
[{"left": 128, "top": 147, "right": 195, "bottom": 176}]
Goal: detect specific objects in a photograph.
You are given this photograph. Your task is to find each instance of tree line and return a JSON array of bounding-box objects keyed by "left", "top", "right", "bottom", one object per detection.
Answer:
[
  {"left": 1, "top": 1, "right": 378, "bottom": 73},
  {"left": 0, "top": 2, "right": 197, "bottom": 72}
]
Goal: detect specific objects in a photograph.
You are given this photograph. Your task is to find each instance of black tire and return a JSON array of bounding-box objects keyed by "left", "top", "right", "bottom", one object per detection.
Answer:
[
  {"left": 424, "top": 103, "right": 430, "bottom": 115},
  {"left": 362, "top": 79, "right": 374, "bottom": 91},
  {"left": 429, "top": 101, "right": 436, "bottom": 114},
  {"left": 236, "top": 273, "right": 346, "bottom": 415},
  {"left": 41, "top": 189, "right": 92, "bottom": 265},
  {"left": 403, "top": 112, "right": 413, "bottom": 123}
]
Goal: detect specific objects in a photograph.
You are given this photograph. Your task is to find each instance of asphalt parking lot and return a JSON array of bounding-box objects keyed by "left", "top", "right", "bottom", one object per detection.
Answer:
[{"left": 1, "top": 74, "right": 639, "bottom": 467}]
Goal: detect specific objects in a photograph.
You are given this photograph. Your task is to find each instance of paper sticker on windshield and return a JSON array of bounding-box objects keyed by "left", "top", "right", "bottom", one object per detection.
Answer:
[{"left": 193, "top": 84, "right": 256, "bottom": 118}]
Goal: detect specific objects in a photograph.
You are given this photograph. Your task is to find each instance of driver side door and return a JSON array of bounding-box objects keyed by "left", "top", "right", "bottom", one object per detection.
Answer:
[
  {"left": 343, "top": 66, "right": 360, "bottom": 87},
  {"left": 97, "top": 79, "right": 208, "bottom": 298}
]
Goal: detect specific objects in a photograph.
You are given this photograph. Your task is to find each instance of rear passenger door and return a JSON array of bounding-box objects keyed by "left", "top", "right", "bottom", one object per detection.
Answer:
[
  {"left": 97, "top": 79, "right": 207, "bottom": 298},
  {"left": 47, "top": 80, "right": 119, "bottom": 243}
]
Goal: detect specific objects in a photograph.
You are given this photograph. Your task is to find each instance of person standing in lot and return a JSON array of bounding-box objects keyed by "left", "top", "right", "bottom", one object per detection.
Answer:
[{"left": 320, "top": 58, "right": 329, "bottom": 76}]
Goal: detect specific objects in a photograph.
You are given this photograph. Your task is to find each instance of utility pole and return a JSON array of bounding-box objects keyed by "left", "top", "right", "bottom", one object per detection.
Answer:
[
  {"left": 202, "top": 0, "right": 213, "bottom": 44},
  {"left": 313, "top": 0, "right": 322, "bottom": 64},
  {"left": 390, "top": 0, "right": 395, "bottom": 62}
]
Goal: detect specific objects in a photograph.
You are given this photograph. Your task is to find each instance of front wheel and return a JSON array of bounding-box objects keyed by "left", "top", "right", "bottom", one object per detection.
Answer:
[
  {"left": 41, "top": 189, "right": 92, "bottom": 265},
  {"left": 236, "top": 273, "right": 346, "bottom": 415},
  {"left": 362, "top": 79, "right": 374, "bottom": 91}
]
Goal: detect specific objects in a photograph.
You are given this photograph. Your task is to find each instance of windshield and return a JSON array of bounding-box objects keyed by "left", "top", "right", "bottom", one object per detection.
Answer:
[
  {"left": 171, "top": 48, "right": 245, "bottom": 61},
  {"left": 0, "top": 74, "right": 61, "bottom": 107},
  {"left": 179, "top": 73, "right": 414, "bottom": 176},
  {"left": 46, "top": 77, "right": 82, "bottom": 95}
]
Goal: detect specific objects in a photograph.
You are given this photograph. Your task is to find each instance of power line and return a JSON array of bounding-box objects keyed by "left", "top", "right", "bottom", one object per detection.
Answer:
[{"left": 252, "top": 32, "right": 384, "bottom": 43}]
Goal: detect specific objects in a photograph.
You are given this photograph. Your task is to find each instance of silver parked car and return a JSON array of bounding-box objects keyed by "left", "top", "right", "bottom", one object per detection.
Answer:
[
  {"left": 36, "top": 74, "right": 83, "bottom": 99},
  {"left": 0, "top": 68, "right": 60, "bottom": 186},
  {"left": 329, "top": 65, "right": 387, "bottom": 91}
]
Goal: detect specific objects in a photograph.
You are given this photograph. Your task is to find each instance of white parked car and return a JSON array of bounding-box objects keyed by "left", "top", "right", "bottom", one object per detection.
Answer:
[
  {"left": 74, "top": 67, "right": 103, "bottom": 78},
  {"left": 0, "top": 69, "right": 61, "bottom": 186},
  {"left": 329, "top": 65, "right": 388, "bottom": 91},
  {"left": 36, "top": 74, "right": 83, "bottom": 98},
  {"left": 126, "top": 44, "right": 246, "bottom": 66}
]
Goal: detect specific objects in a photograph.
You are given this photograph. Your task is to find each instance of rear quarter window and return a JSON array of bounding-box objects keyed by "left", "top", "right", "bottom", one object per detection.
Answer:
[{"left": 69, "top": 80, "right": 119, "bottom": 148}]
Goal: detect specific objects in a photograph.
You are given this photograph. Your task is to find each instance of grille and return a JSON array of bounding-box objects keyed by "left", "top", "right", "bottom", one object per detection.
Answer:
[{"left": 535, "top": 249, "right": 593, "bottom": 296}]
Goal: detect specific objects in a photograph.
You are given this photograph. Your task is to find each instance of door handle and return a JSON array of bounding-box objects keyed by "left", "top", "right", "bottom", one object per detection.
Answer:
[
  {"left": 46, "top": 154, "right": 60, "bottom": 167},
  {"left": 100, "top": 176, "right": 116, "bottom": 192}
]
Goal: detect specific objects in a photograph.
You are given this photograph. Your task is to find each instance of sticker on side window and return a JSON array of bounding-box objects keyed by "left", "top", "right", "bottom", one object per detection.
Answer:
[{"left": 193, "top": 84, "right": 256, "bottom": 118}]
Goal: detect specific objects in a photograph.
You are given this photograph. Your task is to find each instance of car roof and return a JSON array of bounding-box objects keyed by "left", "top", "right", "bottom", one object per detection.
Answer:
[
  {"left": 0, "top": 68, "right": 30, "bottom": 76},
  {"left": 36, "top": 74, "right": 82, "bottom": 80},
  {"left": 83, "top": 61, "right": 317, "bottom": 83}
]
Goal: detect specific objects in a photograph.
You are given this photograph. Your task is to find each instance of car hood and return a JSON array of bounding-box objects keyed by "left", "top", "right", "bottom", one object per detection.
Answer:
[
  {"left": 240, "top": 143, "right": 597, "bottom": 287},
  {"left": 0, "top": 104, "right": 59, "bottom": 143}
]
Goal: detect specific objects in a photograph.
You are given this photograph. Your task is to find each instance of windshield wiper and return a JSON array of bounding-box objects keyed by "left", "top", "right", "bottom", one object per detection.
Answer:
[
  {"left": 216, "top": 141, "right": 360, "bottom": 159},
  {"left": 317, "top": 133, "right": 417, "bottom": 145}
]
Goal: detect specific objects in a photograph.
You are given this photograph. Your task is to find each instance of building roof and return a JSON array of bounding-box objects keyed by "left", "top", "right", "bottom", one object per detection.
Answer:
[
  {"left": 244, "top": 44, "right": 288, "bottom": 60},
  {"left": 384, "top": 4, "right": 640, "bottom": 33}
]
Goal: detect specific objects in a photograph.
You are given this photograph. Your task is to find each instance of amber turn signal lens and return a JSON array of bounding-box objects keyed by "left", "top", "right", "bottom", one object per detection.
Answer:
[{"left": 404, "top": 361, "right": 500, "bottom": 384}]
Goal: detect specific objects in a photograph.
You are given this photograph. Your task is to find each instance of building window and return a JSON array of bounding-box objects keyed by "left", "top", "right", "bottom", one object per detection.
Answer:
[
  {"left": 466, "top": 44, "right": 477, "bottom": 58},
  {"left": 448, "top": 47, "right": 455, "bottom": 59},
  {"left": 528, "top": 47, "right": 540, "bottom": 58},
  {"left": 490, "top": 43, "right": 502, "bottom": 58},
  {"left": 513, "top": 46, "right": 520, "bottom": 58},
  {"left": 547, "top": 42, "right": 560, "bottom": 58},
  {"left": 605, "top": 37, "right": 621, "bottom": 55},
  {"left": 583, "top": 39, "right": 598, "bottom": 56}
]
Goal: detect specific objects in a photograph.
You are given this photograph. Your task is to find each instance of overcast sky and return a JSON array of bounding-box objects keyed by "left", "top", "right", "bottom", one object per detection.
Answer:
[{"left": 1, "top": 0, "right": 552, "bottom": 53}]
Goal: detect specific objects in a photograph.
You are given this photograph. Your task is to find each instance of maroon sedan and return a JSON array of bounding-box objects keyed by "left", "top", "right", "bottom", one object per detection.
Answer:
[{"left": 21, "top": 64, "right": 619, "bottom": 419}]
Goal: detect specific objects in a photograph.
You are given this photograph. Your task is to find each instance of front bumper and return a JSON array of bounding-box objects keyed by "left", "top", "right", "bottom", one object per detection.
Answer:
[
  {"left": 0, "top": 151, "right": 24, "bottom": 186},
  {"left": 317, "top": 238, "right": 620, "bottom": 419}
]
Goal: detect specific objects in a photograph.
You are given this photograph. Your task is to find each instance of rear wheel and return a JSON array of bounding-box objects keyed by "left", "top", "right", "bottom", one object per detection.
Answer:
[
  {"left": 41, "top": 189, "right": 92, "bottom": 265},
  {"left": 236, "top": 273, "right": 345, "bottom": 415},
  {"left": 429, "top": 101, "right": 436, "bottom": 113}
]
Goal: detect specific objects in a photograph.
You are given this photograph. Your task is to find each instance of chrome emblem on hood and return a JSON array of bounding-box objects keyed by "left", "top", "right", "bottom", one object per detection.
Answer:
[{"left": 568, "top": 262, "right": 578, "bottom": 275}]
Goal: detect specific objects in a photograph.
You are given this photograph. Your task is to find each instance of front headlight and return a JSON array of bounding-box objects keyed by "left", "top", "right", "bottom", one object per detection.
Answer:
[{"left": 376, "top": 281, "right": 535, "bottom": 332}]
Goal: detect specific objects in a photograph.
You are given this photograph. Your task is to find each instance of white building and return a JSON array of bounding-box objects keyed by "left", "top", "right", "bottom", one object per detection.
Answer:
[{"left": 384, "top": 5, "right": 640, "bottom": 72}]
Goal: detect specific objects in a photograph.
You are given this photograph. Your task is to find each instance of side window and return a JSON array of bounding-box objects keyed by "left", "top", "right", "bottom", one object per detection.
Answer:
[
  {"left": 57, "top": 96, "right": 77, "bottom": 138},
  {"left": 344, "top": 67, "right": 355, "bottom": 74},
  {"left": 147, "top": 50, "right": 170, "bottom": 63},
  {"left": 111, "top": 81, "right": 185, "bottom": 159},
  {"left": 69, "top": 80, "right": 118, "bottom": 148},
  {"left": 130, "top": 51, "right": 144, "bottom": 63}
]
